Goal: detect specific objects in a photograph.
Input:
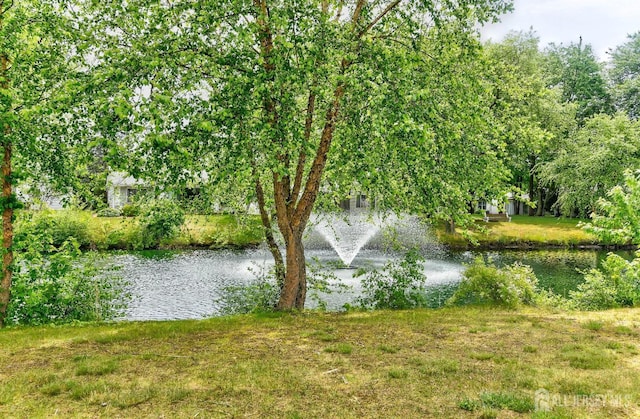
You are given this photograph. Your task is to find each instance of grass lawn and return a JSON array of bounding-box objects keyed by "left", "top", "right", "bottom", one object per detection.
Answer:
[
  {"left": 55, "top": 211, "right": 264, "bottom": 250},
  {"left": 1, "top": 308, "right": 639, "bottom": 417},
  {"left": 437, "top": 215, "right": 599, "bottom": 249}
]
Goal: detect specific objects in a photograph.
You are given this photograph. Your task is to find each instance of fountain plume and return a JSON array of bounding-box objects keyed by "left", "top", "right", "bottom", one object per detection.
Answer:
[{"left": 313, "top": 212, "right": 393, "bottom": 267}]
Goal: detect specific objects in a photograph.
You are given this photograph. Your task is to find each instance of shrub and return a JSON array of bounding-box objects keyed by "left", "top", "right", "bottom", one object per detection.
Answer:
[
  {"left": 96, "top": 207, "right": 121, "bottom": 217},
  {"left": 570, "top": 251, "right": 640, "bottom": 310},
  {"left": 16, "top": 211, "right": 90, "bottom": 248},
  {"left": 7, "top": 238, "right": 128, "bottom": 326},
  {"left": 355, "top": 249, "right": 429, "bottom": 310},
  {"left": 573, "top": 171, "right": 640, "bottom": 310},
  {"left": 582, "top": 169, "right": 640, "bottom": 245},
  {"left": 306, "top": 259, "right": 350, "bottom": 311},
  {"left": 215, "top": 265, "right": 279, "bottom": 315},
  {"left": 121, "top": 204, "right": 140, "bottom": 217},
  {"left": 447, "top": 258, "right": 538, "bottom": 308},
  {"left": 138, "top": 200, "right": 185, "bottom": 248},
  {"left": 217, "top": 280, "right": 279, "bottom": 315},
  {"left": 216, "top": 260, "right": 349, "bottom": 314}
]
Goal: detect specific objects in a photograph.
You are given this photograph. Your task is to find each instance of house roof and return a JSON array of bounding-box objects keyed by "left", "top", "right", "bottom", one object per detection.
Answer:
[{"left": 106, "top": 172, "right": 146, "bottom": 187}]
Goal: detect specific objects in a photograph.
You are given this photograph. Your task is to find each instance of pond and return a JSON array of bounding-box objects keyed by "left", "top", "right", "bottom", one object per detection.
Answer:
[{"left": 110, "top": 247, "right": 634, "bottom": 321}]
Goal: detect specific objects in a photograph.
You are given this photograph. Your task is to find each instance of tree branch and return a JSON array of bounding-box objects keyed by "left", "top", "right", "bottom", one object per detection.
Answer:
[
  {"left": 351, "top": 0, "right": 366, "bottom": 28},
  {"left": 334, "top": 0, "right": 344, "bottom": 22},
  {"left": 252, "top": 0, "right": 292, "bottom": 236},
  {"left": 293, "top": 84, "right": 345, "bottom": 229},
  {"left": 290, "top": 91, "right": 316, "bottom": 206},
  {"left": 321, "top": 0, "right": 329, "bottom": 14},
  {"left": 254, "top": 173, "right": 285, "bottom": 288},
  {"left": 358, "top": 0, "right": 402, "bottom": 38},
  {"left": 0, "top": 0, "right": 14, "bottom": 17}
]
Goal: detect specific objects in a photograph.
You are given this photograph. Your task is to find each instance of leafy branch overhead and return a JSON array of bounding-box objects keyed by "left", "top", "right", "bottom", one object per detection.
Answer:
[{"left": 0, "top": 0, "right": 86, "bottom": 326}]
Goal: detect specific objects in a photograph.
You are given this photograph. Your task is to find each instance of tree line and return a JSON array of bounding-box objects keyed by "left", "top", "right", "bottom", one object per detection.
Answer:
[{"left": 485, "top": 31, "right": 640, "bottom": 219}]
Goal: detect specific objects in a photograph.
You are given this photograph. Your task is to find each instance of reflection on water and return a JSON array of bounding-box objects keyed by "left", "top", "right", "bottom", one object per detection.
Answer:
[{"left": 110, "top": 248, "right": 635, "bottom": 321}]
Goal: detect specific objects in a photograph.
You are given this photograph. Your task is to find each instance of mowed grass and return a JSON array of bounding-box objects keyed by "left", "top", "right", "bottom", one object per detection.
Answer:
[
  {"left": 438, "top": 215, "right": 598, "bottom": 249},
  {"left": 1, "top": 308, "right": 639, "bottom": 418}
]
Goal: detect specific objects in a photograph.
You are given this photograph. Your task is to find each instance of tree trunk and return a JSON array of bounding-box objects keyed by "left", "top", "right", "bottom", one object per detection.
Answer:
[
  {"left": 0, "top": 8, "right": 13, "bottom": 327},
  {"left": 445, "top": 218, "right": 456, "bottom": 234},
  {"left": 254, "top": 177, "right": 286, "bottom": 289},
  {"left": 527, "top": 173, "right": 536, "bottom": 216},
  {"left": 536, "top": 187, "right": 545, "bottom": 216},
  {"left": 0, "top": 141, "right": 13, "bottom": 328},
  {"left": 276, "top": 230, "right": 306, "bottom": 310}
]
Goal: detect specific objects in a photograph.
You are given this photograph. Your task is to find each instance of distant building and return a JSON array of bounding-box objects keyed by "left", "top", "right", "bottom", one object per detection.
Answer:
[
  {"left": 106, "top": 172, "right": 147, "bottom": 209},
  {"left": 339, "top": 192, "right": 374, "bottom": 211},
  {"left": 17, "top": 184, "right": 66, "bottom": 210},
  {"left": 478, "top": 192, "right": 529, "bottom": 216}
]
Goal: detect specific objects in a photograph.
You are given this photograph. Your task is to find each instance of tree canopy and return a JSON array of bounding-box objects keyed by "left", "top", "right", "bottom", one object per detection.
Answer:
[
  {"left": 540, "top": 113, "right": 640, "bottom": 217},
  {"left": 609, "top": 32, "right": 640, "bottom": 120},
  {"left": 483, "top": 31, "right": 575, "bottom": 215},
  {"left": 76, "top": 0, "right": 513, "bottom": 309},
  {"left": 545, "top": 39, "right": 613, "bottom": 124}
]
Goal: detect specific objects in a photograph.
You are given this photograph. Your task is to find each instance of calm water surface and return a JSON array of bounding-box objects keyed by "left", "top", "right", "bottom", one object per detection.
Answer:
[{"left": 110, "top": 248, "right": 632, "bottom": 321}]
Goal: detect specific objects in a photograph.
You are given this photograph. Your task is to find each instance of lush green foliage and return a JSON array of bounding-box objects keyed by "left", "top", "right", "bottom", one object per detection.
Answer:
[
  {"left": 138, "top": 200, "right": 185, "bottom": 248},
  {"left": 541, "top": 114, "right": 640, "bottom": 217},
  {"left": 447, "top": 258, "right": 538, "bottom": 308},
  {"left": 121, "top": 204, "right": 140, "bottom": 217},
  {"left": 96, "top": 207, "right": 121, "bottom": 217},
  {"left": 609, "top": 32, "right": 640, "bottom": 120},
  {"left": 7, "top": 217, "right": 127, "bottom": 325},
  {"left": 216, "top": 280, "right": 280, "bottom": 316},
  {"left": 0, "top": 0, "right": 80, "bottom": 182},
  {"left": 0, "top": 0, "right": 87, "bottom": 325},
  {"left": 545, "top": 40, "right": 613, "bottom": 122},
  {"left": 482, "top": 31, "right": 576, "bottom": 216},
  {"left": 7, "top": 246, "right": 126, "bottom": 325},
  {"left": 571, "top": 252, "right": 640, "bottom": 310},
  {"left": 573, "top": 173, "right": 640, "bottom": 310},
  {"left": 583, "top": 170, "right": 640, "bottom": 245},
  {"left": 78, "top": 0, "right": 513, "bottom": 218},
  {"left": 17, "top": 211, "right": 91, "bottom": 248},
  {"left": 356, "top": 250, "right": 429, "bottom": 310}
]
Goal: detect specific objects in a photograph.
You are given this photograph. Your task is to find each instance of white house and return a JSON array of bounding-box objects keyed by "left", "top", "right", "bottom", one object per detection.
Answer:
[
  {"left": 478, "top": 192, "right": 529, "bottom": 216},
  {"left": 106, "top": 172, "right": 147, "bottom": 209}
]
